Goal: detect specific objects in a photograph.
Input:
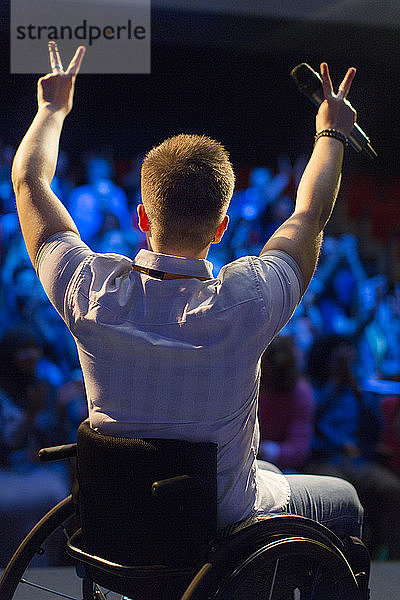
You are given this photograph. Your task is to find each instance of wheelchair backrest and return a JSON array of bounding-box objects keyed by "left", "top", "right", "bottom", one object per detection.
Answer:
[{"left": 76, "top": 421, "right": 218, "bottom": 568}]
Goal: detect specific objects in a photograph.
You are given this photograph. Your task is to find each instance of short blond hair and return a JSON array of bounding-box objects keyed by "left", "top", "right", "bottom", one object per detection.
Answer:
[{"left": 141, "top": 134, "right": 235, "bottom": 252}]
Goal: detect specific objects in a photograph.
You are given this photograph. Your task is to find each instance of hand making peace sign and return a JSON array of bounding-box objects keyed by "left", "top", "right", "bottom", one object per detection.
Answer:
[
  {"left": 37, "top": 42, "right": 86, "bottom": 116},
  {"left": 316, "top": 62, "right": 357, "bottom": 138}
]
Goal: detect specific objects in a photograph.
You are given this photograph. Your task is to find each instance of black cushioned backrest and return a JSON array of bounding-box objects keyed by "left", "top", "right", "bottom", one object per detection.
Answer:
[{"left": 76, "top": 421, "right": 218, "bottom": 567}]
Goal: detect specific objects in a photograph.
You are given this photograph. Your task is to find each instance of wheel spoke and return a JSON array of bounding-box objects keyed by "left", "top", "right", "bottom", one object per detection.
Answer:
[
  {"left": 267, "top": 558, "right": 279, "bottom": 600},
  {"left": 309, "top": 563, "right": 322, "bottom": 599},
  {"left": 20, "top": 577, "right": 80, "bottom": 600}
]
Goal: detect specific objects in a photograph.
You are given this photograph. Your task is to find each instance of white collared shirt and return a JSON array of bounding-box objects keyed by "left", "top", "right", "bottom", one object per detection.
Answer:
[{"left": 36, "top": 232, "right": 303, "bottom": 527}]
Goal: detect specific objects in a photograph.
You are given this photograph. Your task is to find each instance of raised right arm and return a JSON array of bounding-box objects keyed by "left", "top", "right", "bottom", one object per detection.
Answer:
[
  {"left": 261, "top": 63, "right": 357, "bottom": 290},
  {"left": 12, "top": 42, "right": 85, "bottom": 268}
]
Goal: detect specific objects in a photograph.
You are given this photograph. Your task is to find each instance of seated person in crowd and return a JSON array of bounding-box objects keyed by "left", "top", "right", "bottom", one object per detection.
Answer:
[
  {"left": 0, "top": 328, "right": 70, "bottom": 566},
  {"left": 381, "top": 393, "right": 400, "bottom": 478},
  {"left": 258, "top": 335, "right": 314, "bottom": 472},
  {"left": 306, "top": 334, "right": 400, "bottom": 559}
]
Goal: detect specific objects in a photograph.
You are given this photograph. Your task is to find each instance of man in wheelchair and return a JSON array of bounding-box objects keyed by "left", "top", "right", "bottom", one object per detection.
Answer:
[{"left": 3, "top": 42, "right": 368, "bottom": 599}]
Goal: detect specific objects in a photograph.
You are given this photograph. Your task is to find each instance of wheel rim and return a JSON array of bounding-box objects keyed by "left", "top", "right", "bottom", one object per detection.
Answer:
[{"left": 211, "top": 537, "right": 359, "bottom": 600}]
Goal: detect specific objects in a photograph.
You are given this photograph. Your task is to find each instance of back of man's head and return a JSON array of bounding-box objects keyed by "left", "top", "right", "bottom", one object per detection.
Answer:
[{"left": 141, "top": 134, "right": 235, "bottom": 253}]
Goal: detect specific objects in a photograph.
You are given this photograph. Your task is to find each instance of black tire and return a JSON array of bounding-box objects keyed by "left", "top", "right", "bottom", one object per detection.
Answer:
[{"left": 209, "top": 537, "right": 360, "bottom": 600}]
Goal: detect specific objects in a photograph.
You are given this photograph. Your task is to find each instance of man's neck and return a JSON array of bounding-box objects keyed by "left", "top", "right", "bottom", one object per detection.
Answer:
[{"left": 146, "top": 239, "right": 210, "bottom": 260}]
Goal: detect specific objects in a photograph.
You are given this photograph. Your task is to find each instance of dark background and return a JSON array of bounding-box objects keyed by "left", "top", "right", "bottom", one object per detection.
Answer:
[{"left": 0, "top": 3, "right": 398, "bottom": 175}]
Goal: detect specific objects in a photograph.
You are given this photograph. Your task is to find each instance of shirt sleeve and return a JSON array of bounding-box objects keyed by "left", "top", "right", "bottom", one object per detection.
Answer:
[
  {"left": 35, "top": 231, "right": 94, "bottom": 325},
  {"left": 255, "top": 249, "right": 304, "bottom": 337}
]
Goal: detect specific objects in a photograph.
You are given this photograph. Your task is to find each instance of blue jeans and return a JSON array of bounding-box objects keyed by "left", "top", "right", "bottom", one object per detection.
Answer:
[
  {"left": 258, "top": 461, "right": 363, "bottom": 539},
  {"left": 286, "top": 473, "right": 363, "bottom": 538}
]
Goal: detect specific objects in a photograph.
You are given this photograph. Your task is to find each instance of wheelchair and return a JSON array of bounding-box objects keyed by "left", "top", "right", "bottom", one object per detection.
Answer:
[{"left": 0, "top": 421, "right": 370, "bottom": 600}]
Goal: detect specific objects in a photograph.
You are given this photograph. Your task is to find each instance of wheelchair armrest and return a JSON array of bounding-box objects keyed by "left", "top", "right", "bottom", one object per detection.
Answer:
[
  {"left": 152, "top": 474, "right": 207, "bottom": 497},
  {"left": 38, "top": 443, "right": 77, "bottom": 462}
]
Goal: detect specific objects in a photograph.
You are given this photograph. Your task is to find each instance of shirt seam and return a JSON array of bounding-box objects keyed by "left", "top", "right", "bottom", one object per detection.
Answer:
[
  {"left": 74, "top": 288, "right": 264, "bottom": 326},
  {"left": 248, "top": 255, "right": 267, "bottom": 314},
  {"left": 35, "top": 230, "right": 82, "bottom": 274},
  {"left": 260, "top": 249, "right": 304, "bottom": 296},
  {"left": 64, "top": 256, "right": 95, "bottom": 329}
]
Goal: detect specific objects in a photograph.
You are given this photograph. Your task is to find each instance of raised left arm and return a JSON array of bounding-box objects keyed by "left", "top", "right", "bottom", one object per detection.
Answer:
[{"left": 12, "top": 42, "right": 85, "bottom": 267}]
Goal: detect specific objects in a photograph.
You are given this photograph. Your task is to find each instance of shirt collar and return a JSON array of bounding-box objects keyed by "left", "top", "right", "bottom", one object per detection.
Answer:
[{"left": 133, "top": 249, "right": 214, "bottom": 279}]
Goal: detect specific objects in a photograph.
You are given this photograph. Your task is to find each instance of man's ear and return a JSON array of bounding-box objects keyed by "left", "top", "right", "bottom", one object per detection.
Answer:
[
  {"left": 213, "top": 215, "right": 229, "bottom": 244},
  {"left": 137, "top": 204, "right": 150, "bottom": 232}
]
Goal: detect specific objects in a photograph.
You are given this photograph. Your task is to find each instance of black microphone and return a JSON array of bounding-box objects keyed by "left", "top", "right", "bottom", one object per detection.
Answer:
[{"left": 290, "top": 63, "right": 377, "bottom": 160}]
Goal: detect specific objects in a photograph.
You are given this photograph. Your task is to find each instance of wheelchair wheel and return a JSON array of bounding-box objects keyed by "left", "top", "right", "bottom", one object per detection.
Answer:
[
  {"left": 208, "top": 536, "right": 360, "bottom": 600},
  {"left": 0, "top": 496, "right": 76, "bottom": 600}
]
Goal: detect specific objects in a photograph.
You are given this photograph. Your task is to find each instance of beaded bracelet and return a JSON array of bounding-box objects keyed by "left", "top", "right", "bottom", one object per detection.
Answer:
[{"left": 314, "top": 128, "right": 348, "bottom": 148}]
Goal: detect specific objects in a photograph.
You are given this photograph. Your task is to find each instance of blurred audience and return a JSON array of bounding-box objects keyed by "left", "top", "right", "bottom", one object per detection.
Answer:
[
  {"left": 68, "top": 155, "right": 142, "bottom": 254},
  {"left": 306, "top": 335, "right": 400, "bottom": 559},
  {"left": 381, "top": 394, "right": 400, "bottom": 478},
  {"left": 0, "top": 328, "right": 70, "bottom": 566},
  {"left": 0, "top": 141, "right": 399, "bottom": 561},
  {"left": 258, "top": 336, "right": 314, "bottom": 472}
]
